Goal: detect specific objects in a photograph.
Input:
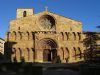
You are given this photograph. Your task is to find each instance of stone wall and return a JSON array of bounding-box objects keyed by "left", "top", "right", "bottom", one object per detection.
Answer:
[{"left": 5, "top": 8, "right": 85, "bottom": 63}]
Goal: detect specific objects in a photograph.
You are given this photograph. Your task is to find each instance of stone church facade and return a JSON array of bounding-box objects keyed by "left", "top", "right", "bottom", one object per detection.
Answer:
[{"left": 5, "top": 8, "right": 85, "bottom": 63}]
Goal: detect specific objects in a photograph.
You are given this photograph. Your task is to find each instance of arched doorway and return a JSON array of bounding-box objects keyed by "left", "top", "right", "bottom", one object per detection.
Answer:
[
  {"left": 38, "top": 38, "right": 57, "bottom": 62},
  {"left": 43, "top": 49, "right": 51, "bottom": 61}
]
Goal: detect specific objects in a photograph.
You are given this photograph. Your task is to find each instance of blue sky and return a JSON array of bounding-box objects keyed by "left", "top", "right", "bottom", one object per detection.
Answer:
[{"left": 0, "top": 0, "right": 100, "bottom": 38}]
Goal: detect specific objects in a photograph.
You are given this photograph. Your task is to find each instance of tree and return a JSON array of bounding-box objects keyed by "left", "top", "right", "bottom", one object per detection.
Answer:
[{"left": 83, "top": 32, "right": 100, "bottom": 62}]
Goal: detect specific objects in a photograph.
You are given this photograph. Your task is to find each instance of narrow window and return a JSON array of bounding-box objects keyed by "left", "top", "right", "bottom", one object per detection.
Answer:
[
  {"left": 18, "top": 27, "right": 20, "bottom": 30},
  {"left": 23, "top": 11, "right": 27, "bottom": 17}
]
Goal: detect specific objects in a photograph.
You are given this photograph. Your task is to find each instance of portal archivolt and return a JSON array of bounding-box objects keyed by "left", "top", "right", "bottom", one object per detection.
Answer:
[{"left": 38, "top": 38, "right": 57, "bottom": 62}]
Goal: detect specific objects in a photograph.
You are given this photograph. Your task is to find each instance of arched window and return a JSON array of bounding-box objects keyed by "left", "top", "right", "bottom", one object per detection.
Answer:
[{"left": 23, "top": 11, "right": 27, "bottom": 17}]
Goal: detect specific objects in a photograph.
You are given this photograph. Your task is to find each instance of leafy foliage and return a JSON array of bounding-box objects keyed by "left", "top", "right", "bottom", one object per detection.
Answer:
[{"left": 83, "top": 32, "right": 100, "bottom": 62}]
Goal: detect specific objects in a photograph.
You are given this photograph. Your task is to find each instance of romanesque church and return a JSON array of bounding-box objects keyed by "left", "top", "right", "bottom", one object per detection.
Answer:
[{"left": 5, "top": 8, "right": 85, "bottom": 63}]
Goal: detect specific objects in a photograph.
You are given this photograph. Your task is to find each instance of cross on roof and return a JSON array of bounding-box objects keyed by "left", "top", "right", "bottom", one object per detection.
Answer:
[{"left": 45, "top": 6, "right": 48, "bottom": 12}]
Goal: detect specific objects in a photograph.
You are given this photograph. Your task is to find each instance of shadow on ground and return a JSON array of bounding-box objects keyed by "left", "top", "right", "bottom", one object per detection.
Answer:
[{"left": 0, "top": 63, "right": 99, "bottom": 75}]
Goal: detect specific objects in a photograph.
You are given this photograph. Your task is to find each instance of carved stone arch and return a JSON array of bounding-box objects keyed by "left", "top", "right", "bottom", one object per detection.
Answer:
[
  {"left": 77, "top": 47, "right": 82, "bottom": 59},
  {"left": 64, "top": 47, "right": 69, "bottom": 62},
  {"left": 77, "top": 32, "right": 81, "bottom": 40},
  {"left": 65, "top": 47, "right": 69, "bottom": 57},
  {"left": 12, "top": 48, "right": 17, "bottom": 62},
  {"left": 26, "top": 48, "right": 30, "bottom": 61},
  {"left": 31, "top": 48, "right": 35, "bottom": 62},
  {"left": 73, "top": 32, "right": 76, "bottom": 40},
  {"left": 13, "top": 31, "right": 17, "bottom": 40},
  {"left": 18, "top": 48, "right": 23, "bottom": 62},
  {"left": 61, "top": 32, "right": 64, "bottom": 40},
  {"left": 38, "top": 38, "right": 58, "bottom": 50},
  {"left": 61, "top": 47, "right": 64, "bottom": 60},
  {"left": 68, "top": 32, "right": 71, "bottom": 40},
  {"left": 65, "top": 32, "right": 69, "bottom": 40},
  {"left": 15, "top": 48, "right": 20, "bottom": 62},
  {"left": 73, "top": 47, "right": 76, "bottom": 60},
  {"left": 37, "top": 38, "right": 58, "bottom": 62},
  {"left": 18, "top": 31, "right": 22, "bottom": 40}
]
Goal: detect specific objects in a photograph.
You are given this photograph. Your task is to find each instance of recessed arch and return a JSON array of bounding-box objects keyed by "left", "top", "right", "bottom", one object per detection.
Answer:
[
  {"left": 65, "top": 47, "right": 69, "bottom": 62},
  {"left": 77, "top": 32, "right": 81, "bottom": 40},
  {"left": 73, "top": 47, "right": 77, "bottom": 60},
  {"left": 37, "top": 38, "right": 58, "bottom": 62},
  {"left": 38, "top": 38, "right": 58, "bottom": 50},
  {"left": 65, "top": 32, "right": 69, "bottom": 40},
  {"left": 73, "top": 32, "right": 76, "bottom": 40},
  {"left": 12, "top": 31, "right": 17, "bottom": 40}
]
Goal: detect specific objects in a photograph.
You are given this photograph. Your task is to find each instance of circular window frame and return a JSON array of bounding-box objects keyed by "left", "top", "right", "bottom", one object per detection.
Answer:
[{"left": 38, "top": 14, "right": 56, "bottom": 30}]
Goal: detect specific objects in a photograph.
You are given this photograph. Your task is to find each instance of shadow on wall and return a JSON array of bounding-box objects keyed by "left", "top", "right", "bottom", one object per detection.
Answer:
[
  {"left": 4, "top": 41, "right": 17, "bottom": 62},
  {"left": 0, "top": 53, "right": 4, "bottom": 63}
]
